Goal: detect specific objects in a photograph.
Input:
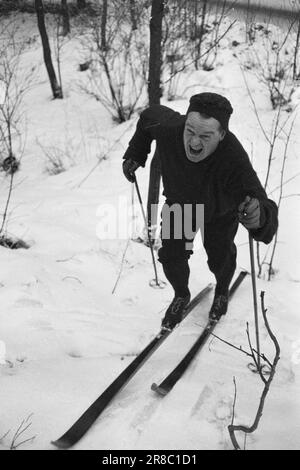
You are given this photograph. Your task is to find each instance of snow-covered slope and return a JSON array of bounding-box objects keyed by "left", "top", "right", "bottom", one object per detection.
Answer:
[{"left": 0, "top": 12, "right": 299, "bottom": 450}]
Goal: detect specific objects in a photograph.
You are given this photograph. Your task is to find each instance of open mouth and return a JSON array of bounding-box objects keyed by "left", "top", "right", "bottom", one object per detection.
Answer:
[{"left": 189, "top": 145, "right": 203, "bottom": 156}]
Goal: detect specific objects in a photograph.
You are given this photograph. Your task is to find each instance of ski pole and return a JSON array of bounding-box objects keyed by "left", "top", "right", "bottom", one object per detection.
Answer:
[
  {"left": 248, "top": 233, "right": 261, "bottom": 371},
  {"left": 133, "top": 175, "right": 163, "bottom": 288}
]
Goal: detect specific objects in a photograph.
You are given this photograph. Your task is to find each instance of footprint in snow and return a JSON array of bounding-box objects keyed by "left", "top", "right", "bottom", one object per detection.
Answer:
[
  {"left": 206, "top": 395, "right": 233, "bottom": 424},
  {"left": 275, "top": 362, "right": 296, "bottom": 385},
  {"left": 215, "top": 403, "right": 232, "bottom": 421},
  {"left": 190, "top": 385, "right": 213, "bottom": 417},
  {"left": 0, "top": 357, "right": 26, "bottom": 376},
  {"left": 130, "top": 399, "right": 160, "bottom": 433},
  {"left": 28, "top": 319, "right": 54, "bottom": 332},
  {"left": 67, "top": 349, "right": 83, "bottom": 359},
  {"left": 14, "top": 297, "right": 43, "bottom": 308},
  {"left": 122, "top": 296, "right": 139, "bottom": 306}
]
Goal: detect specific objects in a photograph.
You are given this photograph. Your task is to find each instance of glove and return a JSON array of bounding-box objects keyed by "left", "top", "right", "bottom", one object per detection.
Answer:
[
  {"left": 122, "top": 158, "right": 140, "bottom": 183},
  {"left": 238, "top": 196, "right": 261, "bottom": 230}
]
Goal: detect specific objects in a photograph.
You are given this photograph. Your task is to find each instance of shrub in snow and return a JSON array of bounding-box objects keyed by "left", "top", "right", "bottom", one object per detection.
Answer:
[
  {"left": 162, "top": 1, "right": 237, "bottom": 100},
  {"left": 79, "top": 1, "right": 149, "bottom": 123},
  {"left": 240, "top": 22, "right": 297, "bottom": 109},
  {"left": 0, "top": 155, "right": 20, "bottom": 175},
  {"left": 0, "top": 235, "right": 29, "bottom": 250}
]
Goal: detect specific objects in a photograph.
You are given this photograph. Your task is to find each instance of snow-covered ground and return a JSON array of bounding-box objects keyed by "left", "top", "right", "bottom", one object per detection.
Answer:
[{"left": 0, "top": 10, "right": 299, "bottom": 450}]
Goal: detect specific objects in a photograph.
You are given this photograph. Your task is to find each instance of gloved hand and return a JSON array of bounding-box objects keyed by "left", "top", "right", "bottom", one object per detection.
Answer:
[
  {"left": 122, "top": 158, "right": 140, "bottom": 183},
  {"left": 238, "top": 196, "right": 261, "bottom": 230}
]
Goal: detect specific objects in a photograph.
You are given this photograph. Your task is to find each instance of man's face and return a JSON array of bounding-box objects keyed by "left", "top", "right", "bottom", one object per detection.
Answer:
[{"left": 183, "top": 112, "right": 226, "bottom": 163}]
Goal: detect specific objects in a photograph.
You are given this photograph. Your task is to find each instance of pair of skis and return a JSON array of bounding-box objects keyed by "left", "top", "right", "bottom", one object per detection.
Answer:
[
  {"left": 52, "top": 271, "right": 247, "bottom": 449},
  {"left": 152, "top": 270, "right": 247, "bottom": 396}
]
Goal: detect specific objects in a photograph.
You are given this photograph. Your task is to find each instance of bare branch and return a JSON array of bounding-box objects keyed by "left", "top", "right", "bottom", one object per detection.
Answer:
[
  {"left": 164, "top": 19, "right": 237, "bottom": 84},
  {"left": 267, "top": 116, "right": 296, "bottom": 279},
  {"left": 231, "top": 377, "right": 238, "bottom": 426},
  {"left": 228, "top": 292, "right": 281, "bottom": 450},
  {"left": 9, "top": 414, "right": 36, "bottom": 450},
  {"left": 268, "top": 171, "right": 300, "bottom": 196},
  {"left": 76, "top": 117, "right": 137, "bottom": 188},
  {"left": 112, "top": 238, "right": 131, "bottom": 294},
  {"left": 199, "top": 321, "right": 273, "bottom": 368},
  {"left": 0, "top": 170, "right": 14, "bottom": 235}
]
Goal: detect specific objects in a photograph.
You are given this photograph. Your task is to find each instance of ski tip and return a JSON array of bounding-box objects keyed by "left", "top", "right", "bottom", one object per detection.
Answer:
[
  {"left": 51, "top": 438, "right": 71, "bottom": 450},
  {"left": 240, "top": 270, "right": 249, "bottom": 277},
  {"left": 151, "top": 383, "right": 168, "bottom": 396}
]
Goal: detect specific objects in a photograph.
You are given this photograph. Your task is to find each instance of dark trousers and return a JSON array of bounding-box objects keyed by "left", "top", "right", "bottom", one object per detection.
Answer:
[{"left": 157, "top": 201, "right": 238, "bottom": 297}]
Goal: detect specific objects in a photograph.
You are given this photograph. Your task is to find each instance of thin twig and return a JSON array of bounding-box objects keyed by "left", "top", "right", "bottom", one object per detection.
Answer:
[
  {"left": 9, "top": 414, "right": 36, "bottom": 450},
  {"left": 268, "top": 172, "right": 300, "bottom": 196},
  {"left": 62, "top": 276, "right": 82, "bottom": 284},
  {"left": 164, "top": 19, "right": 237, "bottom": 83},
  {"left": 268, "top": 117, "right": 295, "bottom": 280},
  {"left": 246, "top": 322, "right": 265, "bottom": 383},
  {"left": 76, "top": 118, "right": 137, "bottom": 188},
  {"left": 231, "top": 377, "right": 237, "bottom": 426},
  {"left": 228, "top": 291, "right": 281, "bottom": 450},
  {"left": 241, "top": 67, "right": 270, "bottom": 144},
  {"left": 0, "top": 170, "right": 14, "bottom": 235},
  {"left": 112, "top": 238, "right": 131, "bottom": 294},
  {"left": 198, "top": 321, "right": 272, "bottom": 367},
  {"left": 0, "top": 430, "right": 10, "bottom": 442}
]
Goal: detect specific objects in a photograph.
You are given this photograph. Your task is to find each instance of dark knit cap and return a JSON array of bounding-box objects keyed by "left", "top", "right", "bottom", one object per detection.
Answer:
[{"left": 187, "top": 92, "right": 233, "bottom": 130}]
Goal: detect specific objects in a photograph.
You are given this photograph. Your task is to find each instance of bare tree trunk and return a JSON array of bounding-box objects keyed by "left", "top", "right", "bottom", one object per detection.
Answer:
[
  {"left": 194, "top": 0, "right": 198, "bottom": 40},
  {"left": 61, "top": 0, "right": 70, "bottom": 36},
  {"left": 147, "top": 0, "right": 164, "bottom": 235},
  {"left": 129, "top": 0, "right": 137, "bottom": 31},
  {"left": 293, "top": 13, "right": 300, "bottom": 80},
  {"left": 195, "top": 0, "right": 207, "bottom": 69},
  {"left": 35, "top": 0, "right": 62, "bottom": 99},
  {"left": 246, "top": 0, "right": 251, "bottom": 42},
  {"left": 77, "top": 0, "right": 86, "bottom": 9},
  {"left": 101, "top": 0, "right": 108, "bottom": 51},
  {"left": 148, "top": 0, "right": 164, "bottom": 105},
  {"left": 184, "top": 0, "right": 188, "bottom": 38}
]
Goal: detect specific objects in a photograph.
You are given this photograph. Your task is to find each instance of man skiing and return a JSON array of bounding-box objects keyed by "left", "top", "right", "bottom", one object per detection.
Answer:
[{"left": 122, "top": 93, "right": 278, "bottom": 329}]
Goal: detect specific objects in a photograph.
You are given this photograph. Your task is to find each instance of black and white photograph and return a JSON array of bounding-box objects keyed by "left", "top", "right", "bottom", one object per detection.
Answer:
[{"left": 0, "top": 0, "right": 299, "bottom": 452}]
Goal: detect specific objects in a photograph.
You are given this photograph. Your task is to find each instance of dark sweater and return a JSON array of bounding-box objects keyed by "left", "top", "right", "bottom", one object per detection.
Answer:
[{"left": 123, "top": 105, "right": 278, "bottom": 244}]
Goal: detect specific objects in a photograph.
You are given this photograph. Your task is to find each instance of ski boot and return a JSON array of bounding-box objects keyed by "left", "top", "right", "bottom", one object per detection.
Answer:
[
  {"left": 161, "top": 294, "right": 191, "bottom": 330},
  {"left": 209, "top": 291, "right": 229, "bottom": 322}
]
